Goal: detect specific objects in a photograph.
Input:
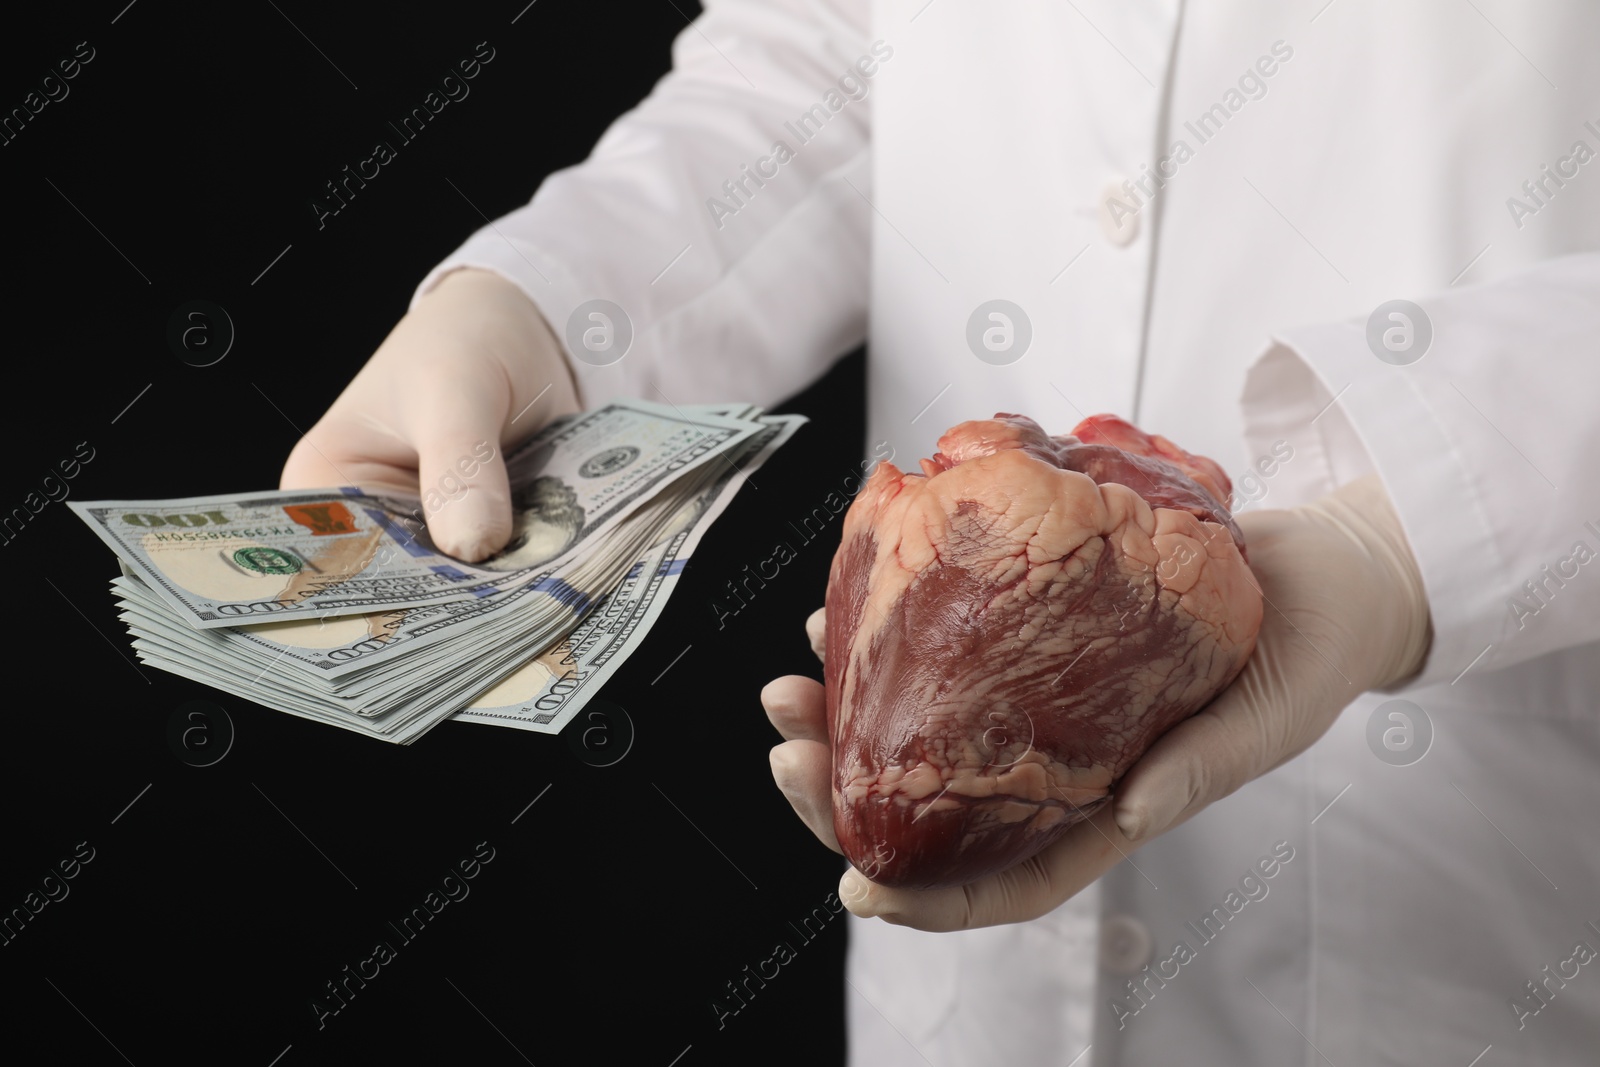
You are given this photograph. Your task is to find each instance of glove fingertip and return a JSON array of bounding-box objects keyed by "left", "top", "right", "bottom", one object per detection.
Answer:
[
  {"left": 839, "top": 869, "right": 878, "bottom": 917},
  {"left": 1112, "top": 804, "right": 1147, "bottom": 842},
  {"left": 429, "top": 496, "right": 513, "bottom": 563},
  {"left": 805, "top": 606, "right": 827, "bottom": 662}
]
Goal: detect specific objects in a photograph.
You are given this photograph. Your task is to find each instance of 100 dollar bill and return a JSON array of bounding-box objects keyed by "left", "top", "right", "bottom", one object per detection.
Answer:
[
  {"left": 69, "top": 489, "right": 505, "bottom": 629},
  {"left": 71, "top": 400, "right": 760, "bottom": 630}
]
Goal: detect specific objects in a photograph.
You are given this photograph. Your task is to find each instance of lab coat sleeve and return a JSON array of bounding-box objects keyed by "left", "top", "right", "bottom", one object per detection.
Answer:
[
  {"left": 1239, "top": 253, "right": 1600, "bottom": 691},
  {"left": 411, "top": 0, "right": 877, "bottom": 408}
]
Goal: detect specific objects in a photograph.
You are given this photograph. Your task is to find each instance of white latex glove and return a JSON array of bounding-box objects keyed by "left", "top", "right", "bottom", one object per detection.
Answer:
[
  {"left": 761, "top": 472, "right": 1432, "bottom": 931},
  {"left": 279, "top": 268, "right": 580, "bottom": 562}
]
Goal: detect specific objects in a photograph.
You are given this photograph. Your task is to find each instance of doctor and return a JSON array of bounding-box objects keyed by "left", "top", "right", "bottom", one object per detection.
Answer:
[{"left": 283, "top": 2, "right": 1600, "bottom": 1063}]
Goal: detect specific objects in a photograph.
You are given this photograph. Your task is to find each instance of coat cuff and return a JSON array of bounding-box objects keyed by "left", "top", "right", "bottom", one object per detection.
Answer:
[
  {"left": 412, "top": 232, "right": 634, "bottom": 410},
  {"left": 1240, "top": 331, "right": 1504, "bottom": 692}
]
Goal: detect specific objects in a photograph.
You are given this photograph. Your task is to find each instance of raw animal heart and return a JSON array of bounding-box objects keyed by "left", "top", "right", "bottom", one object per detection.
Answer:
[{"left": 823, "top": 414, "right": 1263, "bottom": 890}]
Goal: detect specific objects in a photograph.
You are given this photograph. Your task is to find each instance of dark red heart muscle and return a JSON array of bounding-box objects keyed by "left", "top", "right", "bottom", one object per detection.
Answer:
[{"left": 823, "top": 414, "right": 1263, "bottom": 890}]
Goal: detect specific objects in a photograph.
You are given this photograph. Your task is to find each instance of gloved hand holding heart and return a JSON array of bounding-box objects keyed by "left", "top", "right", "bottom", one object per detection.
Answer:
[{"left": 822, "top": 414, "right": 1264, "bottom": 890}]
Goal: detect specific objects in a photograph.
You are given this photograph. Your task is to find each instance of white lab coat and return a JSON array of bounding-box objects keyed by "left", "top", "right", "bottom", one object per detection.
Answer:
[{"left": 417, "top": 1, "right": 1600, "bottom": 1061}]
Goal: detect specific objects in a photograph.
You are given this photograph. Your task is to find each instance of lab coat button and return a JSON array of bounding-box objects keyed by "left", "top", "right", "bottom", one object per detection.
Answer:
[
  {"left": 1099, "top": 914, "right": 1154, "bottom": 975},
  {"left": 1098, "top": 181, "right": 1140, "bottom": 247}
]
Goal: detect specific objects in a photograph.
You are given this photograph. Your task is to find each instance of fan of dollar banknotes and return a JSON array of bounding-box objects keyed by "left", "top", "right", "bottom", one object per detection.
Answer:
[{"left": 69, "top": 401, "right": 803, "bottom": 744}]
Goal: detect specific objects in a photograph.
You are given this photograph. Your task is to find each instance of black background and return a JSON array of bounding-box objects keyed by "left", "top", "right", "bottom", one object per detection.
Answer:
[{"left": 2, "top": 3, "right": 861, "bottom": 1063}]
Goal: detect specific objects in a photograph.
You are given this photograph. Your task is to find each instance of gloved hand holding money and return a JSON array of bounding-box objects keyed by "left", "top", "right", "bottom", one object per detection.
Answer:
[{"left": 72, "top": 400, "right": 803, "bottom": 743}]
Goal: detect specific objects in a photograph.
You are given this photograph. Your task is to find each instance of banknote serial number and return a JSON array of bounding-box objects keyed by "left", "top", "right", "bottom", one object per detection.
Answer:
[{"left": 147, "top": 526, "right": 299, "bottom": 542}]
